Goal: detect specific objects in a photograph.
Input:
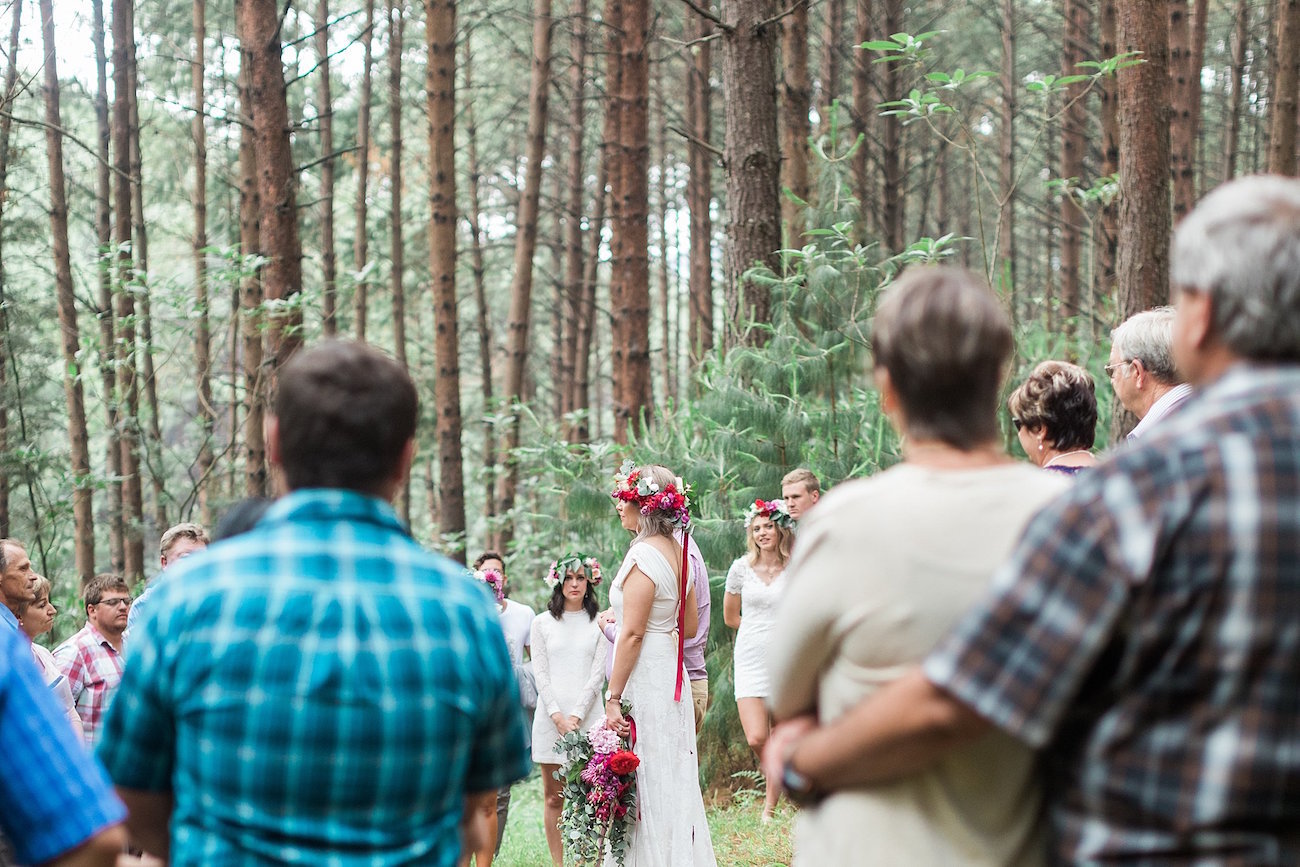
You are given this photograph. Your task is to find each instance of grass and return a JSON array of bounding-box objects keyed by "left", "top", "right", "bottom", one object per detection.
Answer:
[{"left": 489, "top": 769, "right": 795, "bottom": 866}]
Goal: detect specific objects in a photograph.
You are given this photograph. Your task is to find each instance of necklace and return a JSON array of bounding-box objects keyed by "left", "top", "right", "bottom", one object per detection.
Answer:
[
  {"left": 1044, "top": 449, "right": 1092, "bottom": 468},
  {"left": 752, "top": 558, "right": 782, "bottom": 582}
]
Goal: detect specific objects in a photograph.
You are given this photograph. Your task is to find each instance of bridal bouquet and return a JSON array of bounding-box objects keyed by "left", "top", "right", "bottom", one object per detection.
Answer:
[{"left": 555, "top": 703, "right": 640, "bottom": 866}]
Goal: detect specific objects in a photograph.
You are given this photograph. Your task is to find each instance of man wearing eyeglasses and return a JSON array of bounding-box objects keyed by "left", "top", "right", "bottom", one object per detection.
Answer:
[
  {"left": 54, "top": 574, "right": 130, "bottom": 746},
  {"left": 1106, "top": 307, "right": 1193, "bottom": 440}
]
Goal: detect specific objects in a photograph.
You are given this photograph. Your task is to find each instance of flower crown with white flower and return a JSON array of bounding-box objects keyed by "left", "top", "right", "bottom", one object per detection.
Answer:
[
  {"left": 743, "top": 498, "right": 793, "bottom": 529},
  {"left": 545, "top": 554, "right": 603, "bottom": 589},
  {"left": 611, "top": 459, "right": 692, "bottom": 528},
  {"left": 473, "top": 567, "right": 506, "bottom": 604}
]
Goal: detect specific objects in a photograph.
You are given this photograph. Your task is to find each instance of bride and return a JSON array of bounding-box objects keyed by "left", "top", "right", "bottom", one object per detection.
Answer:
[{"left": 604, "top": 462, "right": 716, "bottom": 867}]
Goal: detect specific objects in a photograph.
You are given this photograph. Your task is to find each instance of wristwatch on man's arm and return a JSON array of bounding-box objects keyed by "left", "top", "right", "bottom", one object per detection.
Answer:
[{"left": 780, "top": 740, "right": 819, "bottom": 806}]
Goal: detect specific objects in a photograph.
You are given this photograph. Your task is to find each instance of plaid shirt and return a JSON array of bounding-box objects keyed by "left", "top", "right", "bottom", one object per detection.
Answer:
[
  {"left": 53, "top": 621, "right": 124, "bottom": 746},
  {"left": 98, "top": 489, "right": 530, "bottom": 867},
  {"left": 0, "top": 618, "right": 125, "bottom": 864},
  {"left": 925, "top": 365, "right": 1300, "bottom": 863}
]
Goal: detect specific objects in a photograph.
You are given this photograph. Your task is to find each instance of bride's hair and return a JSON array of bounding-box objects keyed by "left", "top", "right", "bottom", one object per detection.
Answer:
[{"left": 632, "top": 464, "right": 682, "bottom": 541}]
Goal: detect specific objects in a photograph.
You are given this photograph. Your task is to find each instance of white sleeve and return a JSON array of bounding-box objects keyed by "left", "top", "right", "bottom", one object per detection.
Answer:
[
  {"left": 530, "top": 616, "right": 561, "bottom": 717},
  {"left": 724, "top": 558, "right": 746, "bottom": 595},
  {"left": 572, "top": 626, "right": 610, "bottom": 720}
]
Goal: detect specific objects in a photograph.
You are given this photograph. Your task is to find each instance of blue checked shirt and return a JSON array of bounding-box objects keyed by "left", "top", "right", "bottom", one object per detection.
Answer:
[
  {"left": 925, "top": 365, "right": 1300, "bottom": 863},
  {"left": 98, "top": 489, "right": 530, "bottom": 866},
  {"left": 0, "top": 618, "right": 125, "bottom": 864}
]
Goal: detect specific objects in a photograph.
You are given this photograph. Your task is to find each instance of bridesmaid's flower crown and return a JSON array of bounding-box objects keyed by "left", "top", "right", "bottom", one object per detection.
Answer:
[
  {"left": 473, "top": 567, "right": 506, "bottom": 604},
  {"left": 743, "top": 498, "right": 793, "bottom": 529},
  {"left": 611, "top": 459, "right": 692, "bottom": 528},
  {"left": 545, "top": 554, "right": 603, "bottom": 589}
]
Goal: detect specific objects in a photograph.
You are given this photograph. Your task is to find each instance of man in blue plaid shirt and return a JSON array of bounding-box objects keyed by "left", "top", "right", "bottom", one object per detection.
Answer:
[
  {"left": 98, "top": 340, "right": 529, "bottom": 866},
  {"left": 765, "top": 175, "right": 1300, "bottom": 863}
]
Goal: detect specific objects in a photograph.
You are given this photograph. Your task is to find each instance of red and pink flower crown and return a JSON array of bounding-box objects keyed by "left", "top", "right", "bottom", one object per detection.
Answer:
[
  {"left": 743, "top": 498, "right": 793, "bottom": 529},
  {"left": 473, "top": 567, "right": 505, "bottom": 604},
  {"left": 611, "top": 460, "right": 692, "bottom": 528}
]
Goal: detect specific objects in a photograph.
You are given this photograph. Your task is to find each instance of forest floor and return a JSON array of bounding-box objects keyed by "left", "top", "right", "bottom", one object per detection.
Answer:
[{"left": 494, "top": 767, "right": 796, "bottom": 866}]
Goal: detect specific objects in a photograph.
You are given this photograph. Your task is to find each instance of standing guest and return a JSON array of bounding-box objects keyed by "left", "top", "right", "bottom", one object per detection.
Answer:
[
  {"left": 780, "top": 469, "right": 820, "bottom": 522},
  {"left": 605, "top": 462, "right": 715, "bottom": 865},
  {"left": 530, "top": 554, "right": 609, "bottom": 866},
  {"left": 0, "top": 620, "right": 127, "bottom": 866},
  {"left": 97, "top": 340, "right": 529, "bottom": 865},
  {"left": 0, "top": 538, "right": 38, "bottom": 632},
  {"left": 19, "top": 575, "right": 80, "bottom": 731},
  {"left": 54, "top": 574, "right": 129, "bottom": 747},
  {"left": 1108, "top": 306, "right": 1193, "bottom": 439},
  {"left": 724, "top": 498, "right": 794, "bottom": 821},
  {"left": 127, "top": 522, "right": 209, "bottom": 632},
  {"left": 764, "top": 266, "right": 1068, "bottom": 864},
  {"left": 765, "top": 176, "right": 1300, "bottom": 864},
  {"left": 463, "top": 550, "right": 536, "bottom": 867},
  {"left": 1007, "top": 360, "right": 1099, "bottom": 475}
]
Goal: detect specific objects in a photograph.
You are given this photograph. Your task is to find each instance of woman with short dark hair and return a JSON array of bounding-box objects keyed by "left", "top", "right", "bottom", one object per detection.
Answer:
[{"left": 1007, "top": 360, "right": 1099, "bottom": 475}]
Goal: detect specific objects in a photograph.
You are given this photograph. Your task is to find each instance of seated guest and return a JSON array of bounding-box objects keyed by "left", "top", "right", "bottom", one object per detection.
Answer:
[
  {"left": 1007, "top": 360, "right": 1099, "bottom": 475},
  {"left": 765, "top": 266, "right": 1068, "bottom": 864},
  {"left": 18, "top": 574, "right": 80, "bottom": 730}
]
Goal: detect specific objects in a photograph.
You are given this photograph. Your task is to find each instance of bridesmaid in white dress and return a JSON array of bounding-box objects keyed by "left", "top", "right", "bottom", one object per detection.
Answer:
[
  {"left": 531, "top": 553, "right": 610, "bottom": 866},
  {"left": 724, "top": 498, "right": 794, "bottom": 820},
  {"left": 604, "top": 463, "right": 716, "bottom": 867}
]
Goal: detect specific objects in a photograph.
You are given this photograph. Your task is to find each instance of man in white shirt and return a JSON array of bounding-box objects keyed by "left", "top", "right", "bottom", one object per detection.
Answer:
[{"left": 1107, "top": 307, "right": 1193, "bottom": 440}]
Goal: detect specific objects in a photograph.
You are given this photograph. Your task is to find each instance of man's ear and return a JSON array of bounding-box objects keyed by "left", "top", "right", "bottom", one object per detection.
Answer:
[
  {"left": 1180, "top": 289, "right": 1214, "bottom": 353},
  {"left": 1130, "top": 357, "right": 1149, "bottom": 390}
]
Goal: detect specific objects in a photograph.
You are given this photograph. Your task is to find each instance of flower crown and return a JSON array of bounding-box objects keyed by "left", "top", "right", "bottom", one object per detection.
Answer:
[
  {"left": 474, "top": 567, "right": 506, "bottom": 604},
  {"left": 545, "top": 554, "right": 603, "bottom": 589},
  {"left": 611, "top": 459, "right": 692, "bottom": 528},
  {"left": 743, "top": 498, "right": 793, "bottom": 529}
]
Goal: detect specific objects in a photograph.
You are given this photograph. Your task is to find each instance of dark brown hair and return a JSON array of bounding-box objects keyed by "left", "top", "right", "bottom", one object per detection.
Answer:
[
  {"left": 872, "top": 267, "right": 1013, "bottom": 449},
  {"left": 274, "top": 340, "right": 418, "bottom": 494},
  {"left": 1008, "top": 360, "right": 1098, "bottom": 451}
]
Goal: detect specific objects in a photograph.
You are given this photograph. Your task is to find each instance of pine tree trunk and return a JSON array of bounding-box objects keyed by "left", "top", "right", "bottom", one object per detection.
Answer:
[
  {"left": 354, "top": 0, "right": 375, "bottom": 340},
  {"left": 573, "top": 158, "right": 608, "bottom": 444},
  {"left": 426, "top": 0, "right": 466, "bottom": 560},
  {"left": 607, "top": 0, "right": 652, "bottom": 440},
  {"left": 686, "top": 7, "right": 714, "bottom": 364},
  {"left": 1117, "top": 0, "right": 1172, "bottom": 316},
  {"left": 997, "top": 0, "right": 1016, "bottom": 298},
  {"left": 653, "top": 57, "right": 673, "bottom": 399},
  {"left": 1060, "top": 0, "right": 1089, "bottom": 323},
  {"left": 112, "top": 0, "right": 145, "bottom": 581},
  {"left": 850, "top": 0, "right": 873, "bottom": 244},
  {"left": 1168, "top": 0, "right": 1195, "bottom": 219},
  {"left": 820, "top": 0, "right": 843, "bottom": 121},
  {"left": 0, "top": 0, "right": 21, "bottom": 537},
  {"left": 388, "top": 0, "right": 409, "bottom": 524},
  {"left": 239, "top": 0, "right": 303, "bottom": 371},
  {"left": 1097, "top": 0, "right": 1119, "bottom": 293},
  {"left": 193, "top": 0, "right": 213, "bottom": 526},
  {"left": 315, "top": 0, "right": 339, "bottom": 335},
  {"left": 780, "top": 0, "right": 811, "bottom": 239},
  {"left": 92, "top": 0, "right": 124, "bottom": 570},
  {"left": 238, "top": 44, "right": 267, "bottom": 498},
  {"left": 1270, "top": 0, "right": 1300, "bottom": 174},
  {"left": 880, "top": 0, "right": 904, "bottom": 251},
  {"left": 40, "top": 0, "right": 96, "bottom": 582},
  {"left": 463, "top": 35, "right": 497, "bottom": 521},
  {"left": 501, "top": 0, "right": 555, "bottom": 512},
  {"left": 721, "top": 0, "right": 781, "bottom": 340},
  {"left": 560, "top": 0, "right": 590, "bottom": 434},
  {"left": 1222, "top": 0, "right": 1249, "bottom": 180},
  {"left": 1188, "top": 0, "right": 1208, "bottom": 196}
]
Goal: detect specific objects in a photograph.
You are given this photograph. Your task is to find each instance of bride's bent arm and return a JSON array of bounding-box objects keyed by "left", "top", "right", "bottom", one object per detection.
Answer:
[{"left": 605, "top": 568, "right": 655, "bottom": 732}]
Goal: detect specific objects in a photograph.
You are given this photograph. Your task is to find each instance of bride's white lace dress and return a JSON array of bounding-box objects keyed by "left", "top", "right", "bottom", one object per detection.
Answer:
[{"left": 607, "top": 541, "right": 716, "bottom": 867}]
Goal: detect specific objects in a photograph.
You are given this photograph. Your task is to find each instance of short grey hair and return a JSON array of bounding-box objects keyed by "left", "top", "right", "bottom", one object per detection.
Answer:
[
  {"left": 1111, "top": 307, "right": 1181, "bottom": 384},
  {"left": 1171, "top": 174, "right": 1300, "bottom": 362}
]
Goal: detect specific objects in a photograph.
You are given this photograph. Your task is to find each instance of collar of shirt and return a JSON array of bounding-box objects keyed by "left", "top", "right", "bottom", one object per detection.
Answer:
[
  {"left": 260, "top": 488, "right": 411, "bottom": 537},
  {"left": 1128, "top": 382, "right": 1194, "bottom": 440}
]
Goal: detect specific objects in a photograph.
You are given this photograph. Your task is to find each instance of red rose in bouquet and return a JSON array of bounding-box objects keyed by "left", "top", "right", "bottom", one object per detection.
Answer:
[{"left": 608, "top": 750, "right": 640, "bottom": 775}]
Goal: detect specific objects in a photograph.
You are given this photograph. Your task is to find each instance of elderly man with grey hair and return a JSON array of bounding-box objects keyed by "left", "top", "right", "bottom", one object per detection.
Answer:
[
  {"left": 1107, "top": 307, "right": 1193, "bottom": 439},
  {"left": 764, "top": 175, "right": 1300, "bottom": 864}
]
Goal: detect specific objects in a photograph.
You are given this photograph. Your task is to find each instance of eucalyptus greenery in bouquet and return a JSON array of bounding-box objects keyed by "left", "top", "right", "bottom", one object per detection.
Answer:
[{"left": 555, "top": 701, "right": 640, "bottom": 866}]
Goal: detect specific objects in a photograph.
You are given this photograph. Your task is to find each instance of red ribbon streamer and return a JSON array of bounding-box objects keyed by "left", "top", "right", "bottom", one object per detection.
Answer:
[{"left": 674, "top": 529, "right": 689, "bottom": 702}]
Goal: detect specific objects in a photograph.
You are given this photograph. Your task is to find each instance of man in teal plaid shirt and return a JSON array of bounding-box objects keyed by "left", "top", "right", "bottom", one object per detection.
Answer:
[{"left": 99, "top": 340, "right": 529, "bottom": 866}]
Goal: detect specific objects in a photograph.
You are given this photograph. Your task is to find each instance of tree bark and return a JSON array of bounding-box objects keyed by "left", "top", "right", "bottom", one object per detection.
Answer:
[
  {"left": 1117, "top": 0, "right": 1172, "bottom": 317},
  {"left": 607, "top": 0, "right": 652, "bottom": 440},
  {"left": 501, "top": 0, "right": 555, "bottom": 511},
  {"left": 1168, "top": 0, "right": 1195, "bottom": 219},
  {"left": 880, "top": 0, "right": 904, "bottom": 251},
  {"left": 780, "top": 0, "right": 811, "bottom": 239},
  {"left": 1097, "top": 0, "right": 1119, "bottom": 294},
  {"left": 1060, "top": 0, "right": 1089, "bottom": 322},
  {"left": 354, "top": 0, "right": 375, "bottom": 340},
  {"left": 1270, "top": 0, "right": 1300, "bottom": 175},
  {"left": 997, "top": 0, "right": 1016, "bottom": 300},
  {"left": 40, "top": 0, "right": 96, "bottom": 582},
  {"left": 388, "top": 0, "right": 409, "bottom": 523},
  {"left": 850, "top": 0, "right": 873, "bottom": 244},
  {"left": 193, "top": 0, "right": 213, "bottom": 526},
  {"left": 315, "top": 0, "right": 339, "bottom": 335},
  {"left": 238, "top": 43, "right": 267, "bottom": 498},
  {"left": 686, "top": 7, "right": 714, "bottom": 364},
  {"left": 1222, "top": 0, "right": 1249, "bottom": 181},
  {"left": 820, "top": 0, "right": 844, "bottom": 122},
  {"left": 238, "top": 0, "right": 303, "bottom": 371},
  {"left": 653, "top": 54, "right": 674, "bottom": 399},
  {"left": 1188, "top": 0, "right": 1208, "bottom": 195},
  {"left": 560, "top": 0, "right": 590, "bottom": 433},
  {"left": 721, "top": 0, "right": 781, "bottom": 340},
  {"left": 426, "top": 0, "right": 466, "bottom": 559},
  {"left": 112, "top": 0, "right": 145, "bottom": 581},
  {"left": 573, "top": 157, "right": 608, "bottom": 444},
  {"left": 0, "top": 0, "right": 21, "bottom": 538}
]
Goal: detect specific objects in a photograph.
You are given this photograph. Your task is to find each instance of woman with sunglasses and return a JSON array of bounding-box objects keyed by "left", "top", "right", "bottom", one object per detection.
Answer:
[{"left": 1008, "top": 360, "right": 1100, "bottom": 476}]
